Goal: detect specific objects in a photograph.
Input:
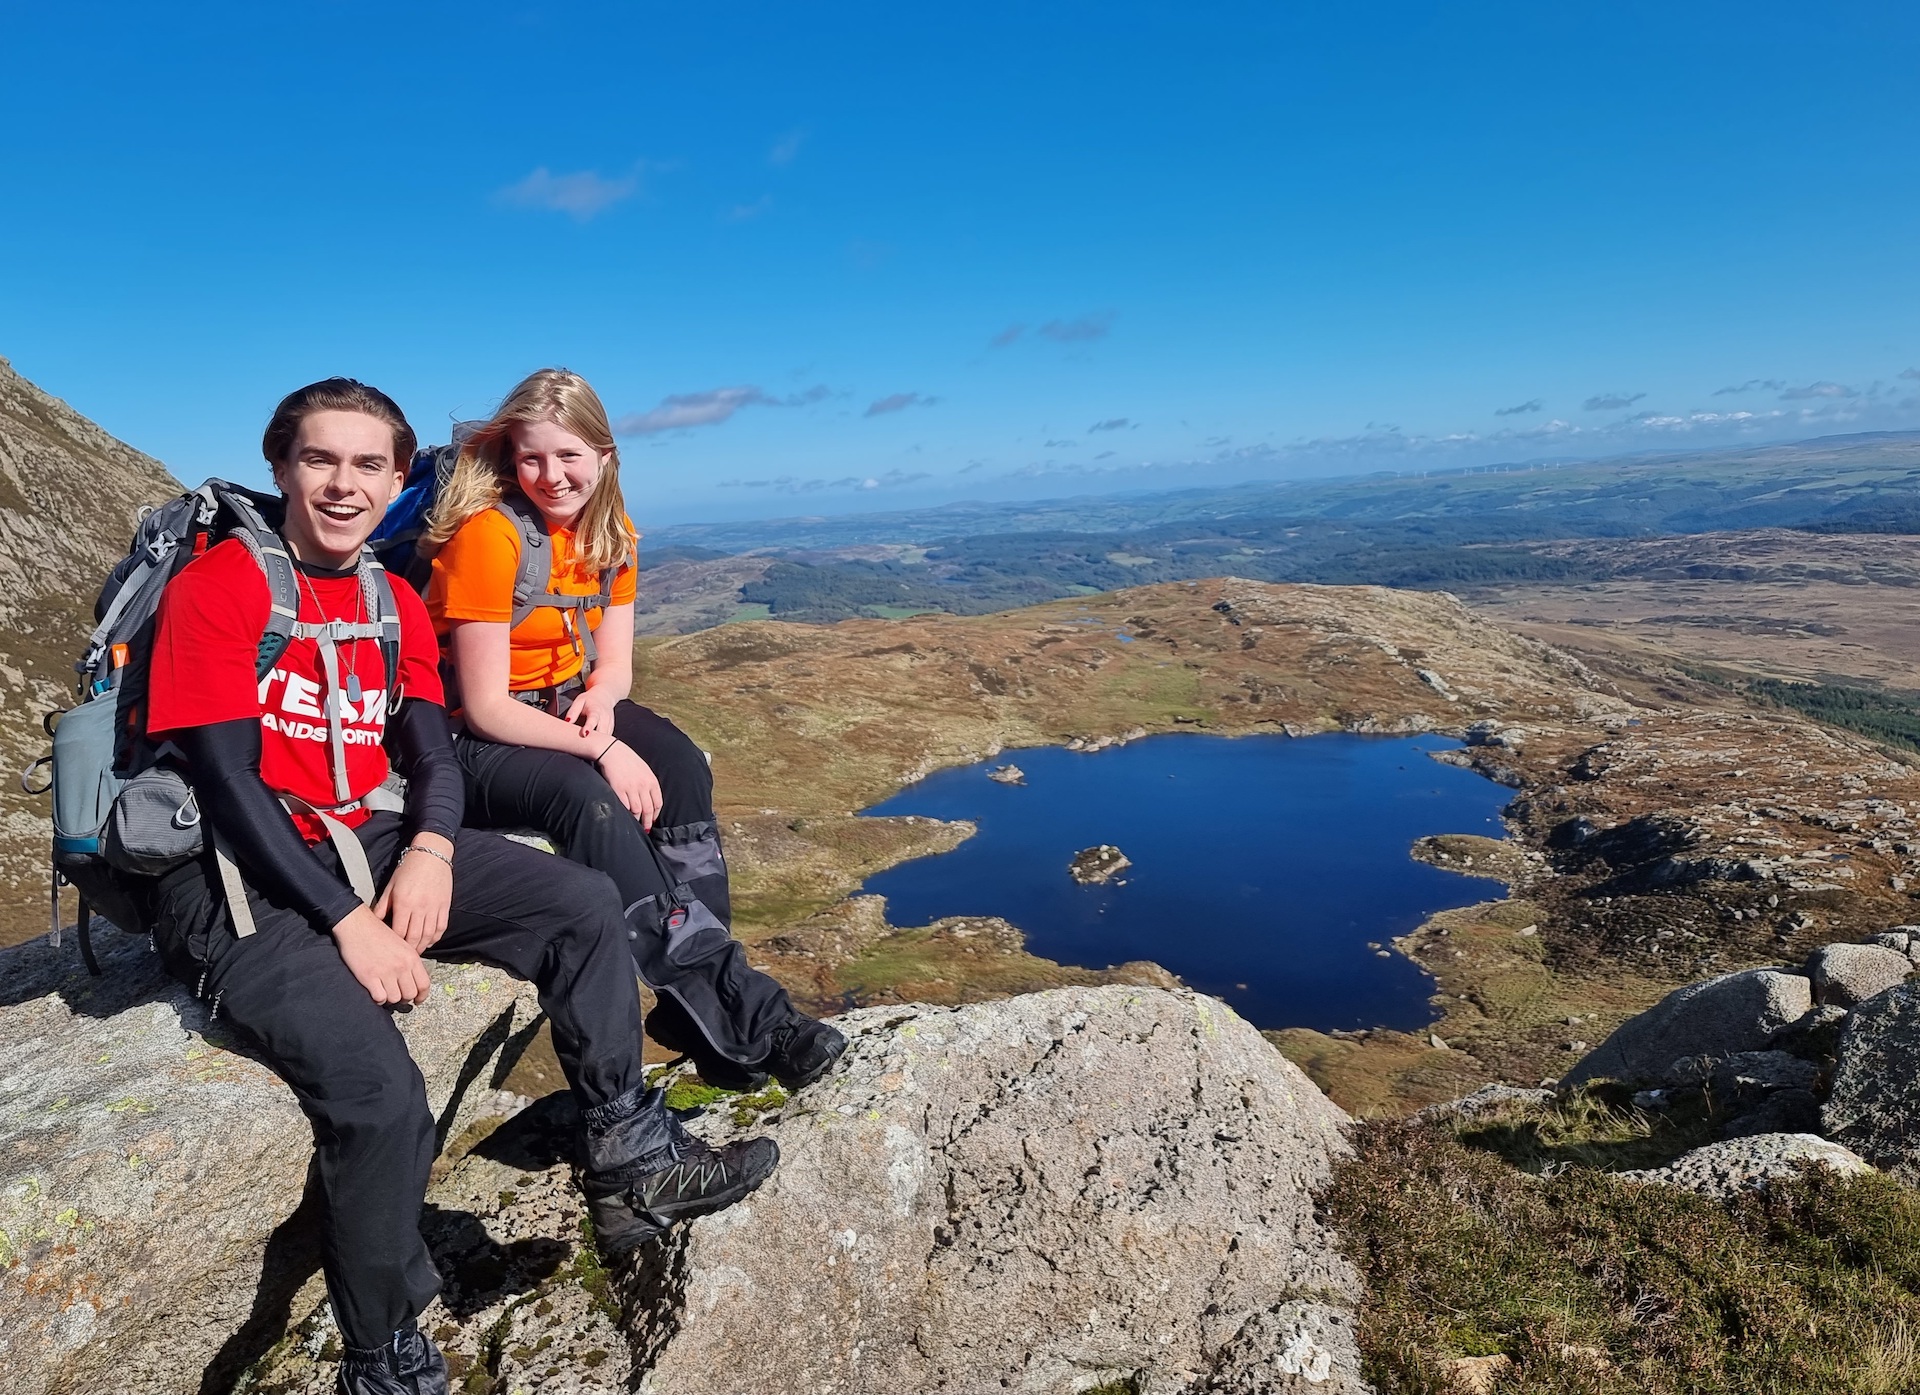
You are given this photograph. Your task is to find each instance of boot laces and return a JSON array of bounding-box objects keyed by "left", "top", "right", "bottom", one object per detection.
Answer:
[{"left": 641, "top": 1145, "right": 733, "bottom": 1204}]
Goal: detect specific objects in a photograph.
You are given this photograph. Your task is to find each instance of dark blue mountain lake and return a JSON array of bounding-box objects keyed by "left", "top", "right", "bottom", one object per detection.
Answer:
[{"left": 858, "top": 732, "right": 1511, "bottom": 1032}]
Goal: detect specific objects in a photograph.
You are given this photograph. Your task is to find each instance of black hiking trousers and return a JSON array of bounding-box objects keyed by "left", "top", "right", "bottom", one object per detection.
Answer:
[
  {"left": 454, "top": 699, "right": 800, "bottom": 1067},
  {"left": 150, "top": 813, "right": 646, "bottom": 1350}
]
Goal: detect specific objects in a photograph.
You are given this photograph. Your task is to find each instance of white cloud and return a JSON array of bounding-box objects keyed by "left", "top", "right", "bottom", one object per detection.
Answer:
[
  {"left": 615, "top": 384, "right": 830, "bottom": 435},
  {"left": 718, "top": 467, "right": 929, "bottom": 493},
  {"left": 769, "top": 129, "right": 807, "bottom": 166},
  {"left": 494, "top": 166, "right": 640, "bottom": 221},
  {"left": 1778, "top": 380, "right": 1857, "bottom": 400},
  {"left": 865, "top": 392, "right": 937, "bottom": 417}
]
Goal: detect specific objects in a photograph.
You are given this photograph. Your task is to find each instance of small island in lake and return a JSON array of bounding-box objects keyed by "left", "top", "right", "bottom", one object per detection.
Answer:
[{"left": 1069, "top": 844, "right": 1132, "bottom": 885}]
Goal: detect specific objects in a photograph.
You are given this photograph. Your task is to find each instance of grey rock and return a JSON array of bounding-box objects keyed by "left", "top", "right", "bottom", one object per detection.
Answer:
[
  {"left": 1868, "top": 932, "right": 1912, "bottom": 954},
  {"left": 1564, "top": 969, "right": 1813, "bottom": 1088},
  {"left": 1413, "top": 1084, "right": 1555, "bottom": 1125},
  {"left": 236, "top": 1093, "right": 628, "bottom": 1395},
  {"left": 628, "top": 987, "right": 1365, "bottom": 1395},
  {"left": 0, "top": 928, "right": 540, "bottom": 1395},
  {"left": 1769, "top": 1003, "right": 1849, "bottom": 1061},
  {"left": 1722, "top": 1089, "right": 1821, "bottom": 1139},
  {"left": 1667, "top": 1050, "right": 1820, "bottom": 1104},
  {"left": 1823, "top": 983, "right": 1920, "bottom": 1181},
  {"left": 1618, "top": 1133, "right": 1872, "bottom": 1199},
  {"left": 1806, "top": 942, "right": 1913, "bottom": 1008}
]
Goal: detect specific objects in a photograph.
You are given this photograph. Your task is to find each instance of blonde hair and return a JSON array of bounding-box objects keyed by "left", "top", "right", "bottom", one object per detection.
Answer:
[{"left": 425, "top": 368, "right": 635, "bottom": 573}]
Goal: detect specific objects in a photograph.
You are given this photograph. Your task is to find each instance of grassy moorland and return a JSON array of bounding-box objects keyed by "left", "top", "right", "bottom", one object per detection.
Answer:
[{"left": 1329, "top": 1095, "right": 1920, "bottom": 1394}]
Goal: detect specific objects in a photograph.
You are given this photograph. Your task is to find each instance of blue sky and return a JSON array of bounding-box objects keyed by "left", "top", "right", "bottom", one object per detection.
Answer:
[{"left": 3, "top": 2, "right": 1919, "bottom": 525}]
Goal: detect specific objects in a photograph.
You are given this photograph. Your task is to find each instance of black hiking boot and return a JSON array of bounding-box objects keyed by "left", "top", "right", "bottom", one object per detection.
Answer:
[
  {"left": 765, "top": 1016, "right": 848, "bottom": 1092},
  {"left": 335, "top": 1326, "right": 448, "bottom": 1395},
  {"left": 581, "top": 1084, "right": 780, "bottom": 1259},
  {"left": 644, "top": 999, "right": 770, "bottom": 1092}
]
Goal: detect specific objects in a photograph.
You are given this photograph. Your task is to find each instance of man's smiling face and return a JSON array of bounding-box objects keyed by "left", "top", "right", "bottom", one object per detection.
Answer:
[{"left": 272, "top": 409, "right": 404, "bottom": 568}]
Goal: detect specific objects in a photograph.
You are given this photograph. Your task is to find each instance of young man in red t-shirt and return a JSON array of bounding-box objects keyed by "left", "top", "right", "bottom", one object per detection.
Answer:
[{"left": 145, "top": 380, "right": 777, "bottom": 1395}]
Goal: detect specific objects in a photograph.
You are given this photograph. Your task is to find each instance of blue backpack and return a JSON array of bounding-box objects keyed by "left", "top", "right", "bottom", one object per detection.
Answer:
[{"left": 368, "top": 424, "right": 479, "bottom": 590}]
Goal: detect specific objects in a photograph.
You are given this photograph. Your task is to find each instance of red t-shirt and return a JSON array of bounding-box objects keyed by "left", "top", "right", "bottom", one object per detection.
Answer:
[{"left": 148, "top": 538, "right": 444, "bottom": 842}]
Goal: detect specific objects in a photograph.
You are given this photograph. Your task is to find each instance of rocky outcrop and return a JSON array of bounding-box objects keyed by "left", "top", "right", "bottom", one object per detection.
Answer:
[
  {"left": 630, "top": 987, "right": 1363, "bottom": 1395},
  {"left": 1806, "top": 942, "right": 1912, "bottom": 1008},
  {"left": 12, "top": 969, "right": 1363, "bottom": 1395},
  {"left": 262, "top": 988, "right": 1365, "bottom": 1393},
  {"left": 1068, "top": 844, "right": 1131, "bottom": 885},
  {"left": 1821, "top": 983, "right": 1920, "bottom": 1182},
  {"left": 0, "top": 928, "right": 540, "bottom": 1395},
  {"left": 1563, "top": 968, "right": 1812, "bottom": 1088},
  {"left": 1617, "top": 1134, "right": 1872, "bottom": 1199}
]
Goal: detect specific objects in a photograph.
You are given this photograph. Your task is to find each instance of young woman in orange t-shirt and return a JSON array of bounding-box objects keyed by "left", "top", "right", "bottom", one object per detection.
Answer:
[{"left": 423, "top": 368, "right": 845, "bottom": 1091}]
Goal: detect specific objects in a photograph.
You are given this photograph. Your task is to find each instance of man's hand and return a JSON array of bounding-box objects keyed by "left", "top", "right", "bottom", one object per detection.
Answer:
[
  {"left": 596, "top": 740, "right": 663, "bottom": 831},
  {"left": 332, "top": 904, "right": 432, "bottom": 1006},
  {"left": 563, "top": 684, "right": 620, "bottom": 739},
  {"left": 375, "top": 833, "right": 455, "bottom": 952}
]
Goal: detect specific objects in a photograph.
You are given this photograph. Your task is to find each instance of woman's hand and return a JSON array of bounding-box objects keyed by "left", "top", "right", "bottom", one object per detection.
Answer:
[
  {"left": 332, "top": 904, "right": 433, "bottom": 1006},
  {"left": 374, "top": 834, "right": 455, "bottom": 952},
  {"left": 564, "top": 684, "right": 620, "bottom": 739},
  {"left": 597, "top": 740, "right": 662, "bottom": 831}
]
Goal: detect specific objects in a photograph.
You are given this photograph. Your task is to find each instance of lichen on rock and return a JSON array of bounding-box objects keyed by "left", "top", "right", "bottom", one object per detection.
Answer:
[
  {"left": 623, "top": 987, "right": 1364, "bottom": 1394},
  {"left": 0, "top": 928, "right": 540, "bottom": 1395}
]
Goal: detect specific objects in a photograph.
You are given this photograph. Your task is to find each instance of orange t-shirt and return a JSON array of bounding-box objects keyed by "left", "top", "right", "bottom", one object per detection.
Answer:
[{"left": 428, "top": 505, "right": 638, "bottom": 691}]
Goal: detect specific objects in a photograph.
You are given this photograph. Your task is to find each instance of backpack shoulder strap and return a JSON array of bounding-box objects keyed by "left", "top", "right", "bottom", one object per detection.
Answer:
[
  {"left": 360, "top": 553, "right": 404, "bottom": 695},
  {"left": 216, "top": 485, "right": 303, "bottom": 681},
  {"left": 491, "top": 493, "right": 553, "bottom": 631}
]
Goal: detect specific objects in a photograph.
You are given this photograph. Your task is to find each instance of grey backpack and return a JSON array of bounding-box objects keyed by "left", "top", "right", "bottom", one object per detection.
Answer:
[
  {"left": 491, "top": 491, "right": 625, "bottom": 667},
  {"left": 24, "top": 481, "right": 401, "bottom": 973}
]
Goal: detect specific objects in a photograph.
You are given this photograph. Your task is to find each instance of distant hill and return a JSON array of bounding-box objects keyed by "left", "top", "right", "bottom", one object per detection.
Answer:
[
  {"left": 0, "top": 357, "right": 179, "bottom": 942},
  {"left": 653, "top": 430, "right": 1920, "bottom": 554},
  {"left": 637, "top": 431, "right": 1920, "bottom": 625}
]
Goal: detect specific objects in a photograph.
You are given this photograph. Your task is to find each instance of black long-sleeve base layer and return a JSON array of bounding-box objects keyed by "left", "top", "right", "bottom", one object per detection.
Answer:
[{"left": 150, "top": 813, "right": 646, "bottom": 1350}]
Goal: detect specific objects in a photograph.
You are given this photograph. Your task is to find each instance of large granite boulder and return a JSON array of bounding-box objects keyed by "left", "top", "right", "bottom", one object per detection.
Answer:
[
  {"left": 1822, "top": 983, "right": 1920, "bottom": 1182},
  {"left": 1805, "top": 942, "right": 1912, "bottom": 1008},
  {"left": 0, "top": 928, "right": 540, "bottom": 1395},
  {"left": 629, "top": 986, "right": 1365, "bottom": 1395},
  {"left": 1563, "top": 968, "right": 1812, "bottom": 1088}
]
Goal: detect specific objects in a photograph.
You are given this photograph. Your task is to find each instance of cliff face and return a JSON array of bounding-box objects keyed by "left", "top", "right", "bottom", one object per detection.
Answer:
[{"left": 0, "top": 358, "right": 179, "bottom": 944}]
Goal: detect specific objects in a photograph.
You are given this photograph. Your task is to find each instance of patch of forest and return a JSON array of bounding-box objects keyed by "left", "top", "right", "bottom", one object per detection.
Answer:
[{"left": 1746, "top": 678, "right": 1920, "bottom": 755}]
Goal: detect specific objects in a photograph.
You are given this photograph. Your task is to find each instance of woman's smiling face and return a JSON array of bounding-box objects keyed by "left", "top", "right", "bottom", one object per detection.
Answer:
[{"left": 512, "top": 418, "right": 608, "bottom": 527}]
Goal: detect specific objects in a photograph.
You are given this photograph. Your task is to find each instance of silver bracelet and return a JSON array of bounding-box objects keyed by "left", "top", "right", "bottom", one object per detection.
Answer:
[{"left": 399, "top": 843, "right": 455, "bottom": 871}]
